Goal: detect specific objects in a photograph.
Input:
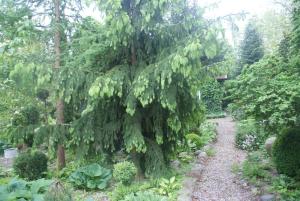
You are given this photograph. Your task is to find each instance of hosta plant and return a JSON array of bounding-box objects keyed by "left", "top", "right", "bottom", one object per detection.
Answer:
[
  {"left": 69, "top": 163, "right": 112, "bottom": 190},
  {"left": 0, "top": 178, "right": 53, "bottom": 201}
]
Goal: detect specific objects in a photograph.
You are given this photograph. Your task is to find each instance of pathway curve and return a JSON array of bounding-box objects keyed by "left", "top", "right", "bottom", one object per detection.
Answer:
[{"left": 191, "top": 117, "right": 256, "bottom": 201}]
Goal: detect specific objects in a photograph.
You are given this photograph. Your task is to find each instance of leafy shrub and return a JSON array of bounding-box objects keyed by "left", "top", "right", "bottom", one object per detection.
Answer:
[
  {"left": 44, "top": 181, "right": 72, "bottom": 201},
  {"left": 120, "top": 191, "right": 168, "bottom": 201},
  {"left": 235, "top": 119, "right": 266, "bottom": 151},
  {"left": 226, "top": 56, "right": 300, "bottom": 133},
  {"left": 12, "top": 105, "right": 40, "bottom": 126},
  {"left": 113, "top": 161, "right": 137, "bottom": 185},
  {"left": 273, "top": 127, "right": 300, "bottom": 179},
  {"left": 199, "top": 121, "right": 217, "bottom": 142},
  {"left": 200, "top": 79, "right": 224, "bottom": 114},
  {"left": 109, "top": 182, "right": 152, "bottom": 201},
  {"left": 13, "top": 151, "right": 48, "bottom": 180},
  {"left": 69, "top": 163, "right": 112, "bottom": 190},
  {"left": 227, "top": 103, "right": 245, "bottom": 120},
  {"left": 272, "top": 175, "right": 300, "bottom": 201},
  {"left": 242, "top": 151, "right": 272, "bottom": 183},
  {"left": 155, "top": 177, "right": 179, "bottom": 198},
  {"left": 185, "top": 133, "right": 205, "bottom": 149},
  {"left": 0, "top": 178, "right": 53, "bottom": 201},
  {"left": 58, "top": 161, "right": 81, "bottom": 179}
]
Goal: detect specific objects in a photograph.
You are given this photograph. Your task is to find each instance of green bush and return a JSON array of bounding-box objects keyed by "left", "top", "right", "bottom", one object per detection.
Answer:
[
  {"left": 235, "top": 119, "right": 266, "bottom": 151},
  {"left": 13, "top": 151, "right": 48, "bottom": 180},
  {"left": 69, "top": 163, "right": 112, "bottom": 190},
  {"left": 120, "top": 191, "right": 168, "bottom": 201},
  {"left": 273, "top": 127, "right": 300, "bottom": 179},
  {"left": 200, "top": 79, "right": 224, "bottom": 114},
  {"left": 113, "top": 161, "right": 137, "bottom": 185}
]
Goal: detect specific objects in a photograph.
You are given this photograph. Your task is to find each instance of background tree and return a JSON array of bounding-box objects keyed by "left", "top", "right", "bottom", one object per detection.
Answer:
[
  {"left": 240, "top": 22, "right": 264, "bottom": 66},
  {"left": 256, "top": 10, "right": 291, "bottom": 54}
]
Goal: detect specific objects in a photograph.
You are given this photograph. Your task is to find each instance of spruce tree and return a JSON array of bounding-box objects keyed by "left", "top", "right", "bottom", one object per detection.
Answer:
[
  {"left": 59, "top": 0, "right": 226, "bottom": 176},
  {"left": 240, "top": 22, "right": 264, "bottom": 66}
]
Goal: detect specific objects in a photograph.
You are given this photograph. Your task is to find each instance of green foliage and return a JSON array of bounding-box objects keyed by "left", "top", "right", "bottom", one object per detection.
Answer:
[
  {"left": 273, "top": 127, "right": 300, "bottom": 179},
  {"left": 120, "top": 191, "right": 168, "bottom": 201},
  {"left": 59, "top": 0, "right": 228, "bottom": 176},
  {"left": 9, "top": 105, "right": 41, "bottom": 146},
  {"left": 113, "top": 161, "right": 137, "bottom": 185},
  {"left": 200, "top": 79, "right": 224, "bottom": 114},
  {"left": 240, "top": 22, "right": 264, "bottom": 66},
  {"left": 242, "top": 151, "right": 272, "bottom": 183},
  {"left": 155, "top": 177, "right": 179, "bottom": 198},
  {"left": 58, "top": 161, "right": 81, "bottom": 180},
  {"left": 272, "top": 175, "right": 300, "bottom": 201},
  {"left": 241, "top": 149, "right": 300, "bottom": 201},
  {"left": 178, "top": 152, "right": 193, "bottom": 163},
  {"left": 235, "top": 119, "right": 267, "bottom": 151},
  {"left": 185, "top": 133, "right": 205, "bottom": 149},
  {"left": 109, "top": 182, "right": 152, "bottom": 201},
  {"left": 13, "top": 151, "right": 48, "bottom": 180},
  {"left": 44, "top": 181, "right": 72, "bottom": 201},
  {"left": 227, "top": 56, "right": 300, "bottom": 133},
  {"left": 69, "top": 163, "right": 112, "bottom": 190},
  {"left": 185, "top": 121, "right": 217, "bottom": 151},
  {"left": 0, "top": 178, "right": 53, "bottom": 201}
]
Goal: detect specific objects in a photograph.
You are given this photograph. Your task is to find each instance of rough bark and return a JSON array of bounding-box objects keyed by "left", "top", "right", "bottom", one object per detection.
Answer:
[{"left": 54, "top": 0, "right": 66, "bottom": 170}]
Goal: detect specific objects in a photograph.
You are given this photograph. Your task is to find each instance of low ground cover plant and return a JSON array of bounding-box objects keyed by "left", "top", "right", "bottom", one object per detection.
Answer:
[
  {"left": 235, "top": 119, "right": 266, "bottom": 151},
  {"left": 69, "top": 163, "right": 112, "bottom": 190}
]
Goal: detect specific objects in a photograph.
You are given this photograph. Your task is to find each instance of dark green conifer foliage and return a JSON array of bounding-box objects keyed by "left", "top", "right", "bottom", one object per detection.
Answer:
[
  {"left": 240, "top": 23, "right": 264, "bottom": 66},
  {"left": 59, "top": 0, "right": 225, "bottom": 176}
]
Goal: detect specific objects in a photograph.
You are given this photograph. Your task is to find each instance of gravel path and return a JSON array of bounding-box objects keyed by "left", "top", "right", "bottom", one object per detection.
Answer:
[{"left": 192, "top": 117, "right": 256, "bottom": 201}]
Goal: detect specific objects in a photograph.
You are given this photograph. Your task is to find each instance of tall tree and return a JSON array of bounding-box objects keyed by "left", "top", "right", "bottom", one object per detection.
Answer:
[
  {"left": 60, "top": 0, "right": 227, "bottom": 176},
  {"left": 240, "top": 22, "right": 264, "bottom": 66},
  {"left": 54, "top": 0, "right": 65, "bottom": 170}
]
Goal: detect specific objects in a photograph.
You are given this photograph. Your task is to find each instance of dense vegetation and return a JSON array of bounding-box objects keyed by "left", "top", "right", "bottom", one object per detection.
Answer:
[
  {"left": 0, "top": 0, "right": 227, "bottom": 200},
  {"left": 0, "top": 0, "right": 299, "bottom": 200},
  {"left": 227, "top": 0, "right": 300, "bottom": 199}
]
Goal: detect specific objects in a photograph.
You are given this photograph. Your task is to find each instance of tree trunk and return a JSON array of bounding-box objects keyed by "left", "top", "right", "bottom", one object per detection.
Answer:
[{"left": 54, "top": 0, "right": 65, "bottom": 170}]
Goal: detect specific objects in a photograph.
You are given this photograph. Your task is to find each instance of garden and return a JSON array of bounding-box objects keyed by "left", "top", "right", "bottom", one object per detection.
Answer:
[{"left": 0, "top": 0, "right": 300, "bottom": 201}]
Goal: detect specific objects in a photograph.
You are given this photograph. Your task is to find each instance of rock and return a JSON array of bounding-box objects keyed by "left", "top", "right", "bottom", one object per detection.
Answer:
[
  {"left": 170, "top": 160, "right": 181, "bottom": 170},
  {"left": 260, "top": 194, "right": 275, "bottom": 201},
  {"left": 265, "top": 137, "right": 276, "bottom": 156},
  {"left": 187, "top": 164, "right": 203, "bottom": 177},
  {"left": 196, "top": 151, "right": 208, "bottom": 163},
  {"left": 194, "top": 150, "right": 202, "bottom": 156}
]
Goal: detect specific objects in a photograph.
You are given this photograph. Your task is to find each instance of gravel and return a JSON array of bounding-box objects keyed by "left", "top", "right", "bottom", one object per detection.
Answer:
[{"left": 191, "top": 117, "right": 257, "bottom": 201}]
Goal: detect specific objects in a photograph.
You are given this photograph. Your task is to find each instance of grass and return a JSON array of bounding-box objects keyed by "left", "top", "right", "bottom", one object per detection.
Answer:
[{"left": 231, "top": 162, "right": 240, "bottom": 174}]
